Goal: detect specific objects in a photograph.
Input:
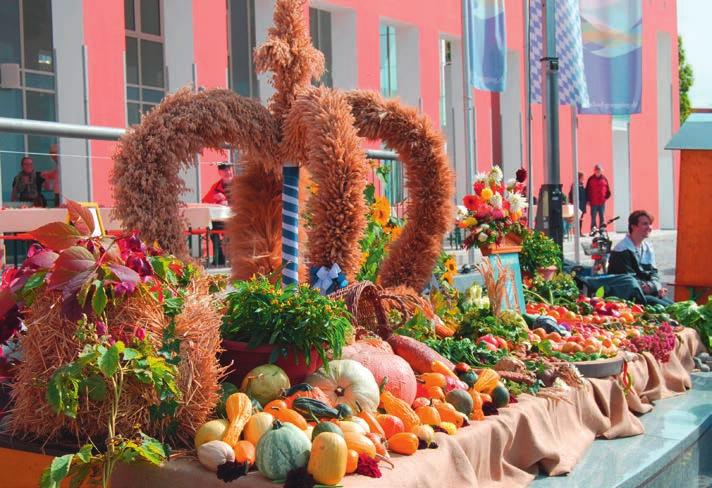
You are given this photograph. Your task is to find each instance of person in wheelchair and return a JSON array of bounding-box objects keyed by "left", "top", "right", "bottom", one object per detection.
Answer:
[{"left": 607, "top": 210, "right": 671, "bottom": 306}]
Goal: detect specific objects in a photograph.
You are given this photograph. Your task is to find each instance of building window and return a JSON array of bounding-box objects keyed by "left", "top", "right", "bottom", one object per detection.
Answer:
[
  {"left": 440, "top": 39, "right": 452, "bottom": 128},
  {"left": 125, "top": 0, "right": 165, "bottom": 126},
  {"left": 228, "top": 0, "right": 259, "bottom": 99},
  {"left": 0, "top": 0, "right": 57, "bottom": 205},
  {"left": 309, "top": 8, "right": 333, "bottom": 87},
  {"left": 380, "top": 24, "right": 397, "bottom": 98}
]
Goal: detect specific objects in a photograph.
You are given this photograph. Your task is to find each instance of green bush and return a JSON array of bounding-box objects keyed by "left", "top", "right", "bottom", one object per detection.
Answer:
[{"left": 519, "top": 230, "right": 562, "bottom": 275}]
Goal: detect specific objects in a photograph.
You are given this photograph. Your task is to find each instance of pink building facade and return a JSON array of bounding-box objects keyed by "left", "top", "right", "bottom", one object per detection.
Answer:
[{"left": 0, "top": 0, "right": 679, "bottom": 231}]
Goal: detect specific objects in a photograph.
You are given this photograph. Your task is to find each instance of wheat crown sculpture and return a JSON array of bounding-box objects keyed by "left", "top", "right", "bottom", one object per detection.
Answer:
[{"left": 111, "top": 0, "right": 454, "bottom": 291}]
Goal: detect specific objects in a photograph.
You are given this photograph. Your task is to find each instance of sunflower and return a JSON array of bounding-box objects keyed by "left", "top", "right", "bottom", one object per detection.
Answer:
[
  {"left": 371, "top": 196, "right": 391, "bottom": 226},
  {"left": 442, "top": 270, "right": 455, "bottom": 285},
  {"left": 389, "top": 225, "right": 403, "bottom": 241},
  {"left": 444, "top": 257, "right": 457, "bottom": 274}
]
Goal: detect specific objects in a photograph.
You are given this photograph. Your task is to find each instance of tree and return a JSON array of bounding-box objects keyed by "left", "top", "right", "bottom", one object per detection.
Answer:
[{"left": 679, "top": 36, "right": 694, "bottom": 123}]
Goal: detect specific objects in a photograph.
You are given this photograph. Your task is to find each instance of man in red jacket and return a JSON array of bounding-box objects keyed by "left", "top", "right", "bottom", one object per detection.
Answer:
[
  {"left": 585, "top": 164, "right": 611, "bottom": 232},
  {"left": 202, "top": 163, "right": 233, "bottom": 205}
]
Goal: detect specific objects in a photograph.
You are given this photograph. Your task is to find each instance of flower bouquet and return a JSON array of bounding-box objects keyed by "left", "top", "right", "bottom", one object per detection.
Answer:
[{"left": 459, "top": 166, "right": 528, "bottom": 253}]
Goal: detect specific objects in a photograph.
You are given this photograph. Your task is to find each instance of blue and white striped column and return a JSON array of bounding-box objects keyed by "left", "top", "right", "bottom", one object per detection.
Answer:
[{"left": 281, "top": 164, "right": 300, "bottom": 285}]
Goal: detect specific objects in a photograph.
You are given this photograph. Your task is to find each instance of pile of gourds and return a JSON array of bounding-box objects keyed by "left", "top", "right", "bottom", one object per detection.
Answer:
[{"left": 194, "top": 358, "right": 511, "bottom": 486}]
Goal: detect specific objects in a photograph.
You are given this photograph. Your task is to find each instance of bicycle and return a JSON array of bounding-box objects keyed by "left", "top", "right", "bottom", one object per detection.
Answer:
[{"left": 582, "top": 216, "right": 620, "bottom": 274}]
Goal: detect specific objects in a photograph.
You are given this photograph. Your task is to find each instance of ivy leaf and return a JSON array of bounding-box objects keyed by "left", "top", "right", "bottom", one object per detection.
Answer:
[
  {"left": 135, "top": 434, "right": 168, "bottom": 465},
  {"left": 66, "top": 199, "right": 95, "bottom": 235},
  {"left": 47, "top": 247, "right": 96, "bottom": 296},
  {"left": 27, "top": 250, "right": 59, "bottom": 270},
  {"left": 30, "top": 222, "right": 82, "bottom": 251},
  {"left": 92, "top": 283, "right": 108, "bottom": 317},
  {"left": 43, "top": 454, "right": 73, "bottom": 488},
  {"left": 122, "top": 347, "right": 141, "bottom": 360},
  {"left": 75, "top": 444, "right": 94, "bottom": 464},
  {"left": 21, "top": 271, "right": 47, "bottom": 296},
  {"left": 83, "top": 374, "right": 107, "bottom": 401},
  {"left": 108, "top": 263, "right": 140, "bottom": 288},
  {"left": 98, "top": 343, "right": 121, "bottom": 378}
]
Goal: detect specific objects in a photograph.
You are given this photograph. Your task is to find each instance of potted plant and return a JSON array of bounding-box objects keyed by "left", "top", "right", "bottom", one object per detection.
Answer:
[
  {"left": 459, "top": 166, "right": 529, "bottom": 254},
  {"left": 220, "top": 276, "right": 352, "bottom": 384},
  {"left": 519, "top": 230, "right": 562, "bottom": 280}
]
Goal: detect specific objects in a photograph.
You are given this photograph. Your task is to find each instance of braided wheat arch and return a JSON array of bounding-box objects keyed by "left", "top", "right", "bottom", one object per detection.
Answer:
[{"left": 111, "top": 0, "right": 453, "bottom": 291}]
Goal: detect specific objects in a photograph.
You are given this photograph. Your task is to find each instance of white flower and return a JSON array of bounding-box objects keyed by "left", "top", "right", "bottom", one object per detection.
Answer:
[
  {"left": 488, "top": 165, "right": 503, "bottom": 183},
  {"left": 478, "top": 232, "right": 488, "bottom": 242},
  {"left": 490, "top": 193, "right": 503, "bottom": 209},
  {"left": 505, "top": 191, "right": 528, "bottom": 213},
  {"left": 474, "top": 171, "right": 488, "bottom": 183},
  {"left": 480, "top": 223, "right": 489, "bottom": 230}
]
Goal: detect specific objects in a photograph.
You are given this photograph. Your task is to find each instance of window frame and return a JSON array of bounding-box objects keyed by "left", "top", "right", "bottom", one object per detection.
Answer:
[
  {"left": 124, "top": 0, "right": 166, "bottom": 126},
  {"left": 227, "top": 0, "right": 260, "bottom": 99},
  {"left": 309, "top": 7, "right": 333, "bottom": 88}
]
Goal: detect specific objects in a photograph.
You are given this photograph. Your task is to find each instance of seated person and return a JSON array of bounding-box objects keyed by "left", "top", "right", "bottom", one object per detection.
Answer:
[
  {"left": 11, "top": 156, "right": 45, "bottom": 207},
  {"left": 608, "top": 210, "right": 671, "bottom": 306},
  {"left": 202, "top": 163, "right": 234, "bottom": 265}
]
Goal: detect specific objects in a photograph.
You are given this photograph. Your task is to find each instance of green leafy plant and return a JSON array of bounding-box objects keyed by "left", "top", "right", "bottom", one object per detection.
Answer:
[
  {"left": 424, "top": 337, "right": 507, "bottom": 367},
  {"left": 41, "top": 319, "right": 179, "bottom": 488},
  {"left": 519, "top": 230, "right": 562, "bottom": 275},
  {"left": 666, "top": 299, "right": 712, "bottom": 350},
  {"left": 221, "top": 276, "right": 352, "bottom": 366},
  {"left": 524, "top": 273, "right": 579, "bottom": 306},
  {"left": 393, "top": 309, "right": 436, "bottom": 342},
  {"left": 679, "top": 35, "right": 694, "bottom": 124}
]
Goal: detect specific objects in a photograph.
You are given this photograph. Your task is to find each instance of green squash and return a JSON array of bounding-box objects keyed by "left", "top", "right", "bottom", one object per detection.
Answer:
[
  {"left": 241, "top": 364, "right": 290, "bottom": 406},
  {"left": 491, "top": 382, "right": 510, "bottom": 408},
  {"left": 312, "top": 421, "right": 344, "bottom": 441},
  {"left": 256, "top": 420, "right": 311, "bottom": 481},
  {"left": 445, "top": 389, "right": 474, "bottom": 416},
  {"left": 457, "top": 370, "right": 478, "bottom": 388}
]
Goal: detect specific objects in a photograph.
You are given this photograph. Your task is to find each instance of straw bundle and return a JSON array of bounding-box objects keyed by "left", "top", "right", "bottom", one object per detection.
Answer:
[
  {"left": 9, "top": 275, "right": 223, "bottom": 448},
  {"left": 478, "top": 257, "right": 519, "bottom": 317}
]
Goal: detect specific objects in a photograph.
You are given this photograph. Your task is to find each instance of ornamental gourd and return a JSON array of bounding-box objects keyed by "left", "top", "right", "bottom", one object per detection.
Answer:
[
  {"left": 308, "top": 432, "right": 348, "bottom": 486},
  {"left": 282, "top": 383, "right": 333, "bottom": 408},
  {"left": 387, "top": 432, "right": 419, "bottom": 455},
  {"left": 222, "top": 393, "right": 252, "bottom": 447},
  {"left": 243, "top": 412, "right": 274, "bottom": 446},
  {"left": 197, "top": 440, "right": 235, "bottom": 472},
  {"left": 306, "top": 359, "right": 380, "bottom": 412},
  {"left": 381, "top": 390, "right": 420, "bottom": 431},
  {"left": 473, "top": 369, "right": 500, "bottom": 394},
  {"left": 256, "top": 420, "right": 311, "bottom": 481}
]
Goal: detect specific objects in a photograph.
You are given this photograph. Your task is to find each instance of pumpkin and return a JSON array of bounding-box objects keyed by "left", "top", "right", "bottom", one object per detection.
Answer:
[
  {"left": 255, "top": 420, "right": 311, "bottom": 481},
  {"left": 365, "top": 432, "right": 387, "bottom": 456},
  {"left": 308, "top": 432, "right": 348, "bottom": 486},
  {"left": 342, "top": 347, "right": 418, "bottom": 405},
  {"left": 430, "top": 360, "right": 458, "bottom": 378},
  {"left": 338, "top": 420, "right": 367, "bottom": 435},
  {"left": 243, "top": 412, "right": 274, "bottom": 445},
  {"left": 343, "top": 431, "right": 377, "bottom": 458},
  {"left": 411, "top": 424, "right": 435, "bottom": 447},
  {"left": 222, "top": 393, "right": 252, "bottom": 447},
  {"left": 350, "top": 416, "right": 371, "bottom": 433},
  {"left": 491, "top": 382, "right": 510, "bottom": 408},
  {"left": 241, "top": 364, "right": 291, "bottom": 406},
  {"left": 282, "top": 383, "right": 333, "bottom": 408},
  {"left": 419, "top": 373, "right": 446, "bottom": 389},
  {"left": 313, "top": 422, "right": 344, "bottom": 440},
  {"left": 377, "top": 414, "right": 405, "bottom": 440},
  {"left": 412, "top": 397, "right": 430, "bottom": 409},
  {"left": 194, "top": 419, "right": 230, "bottom": 450},
  {"left": 234, "top": 440, "right": 256, "bottom": 464},
  {"left": 345, "top": 449, "right": 359, "bottom": 474},
  {"left": 342, "top": 338, "right": 393, "bottom": 356},
  {"left": 292, "top": 397, "right": 340, "bottom": 421},
  {"left": 381, "top": 390, "right": 420, "bottom": 431},
  {"left": 473, "top": 368, "right": 500, "bottom": 394},
  {"left": 427, "top": 386, "right": 445, "bottom": 401},
  {"left": 445, "top": 389, "right": 474, "bottom": 416},
  {"left": 387, "top": 432, "right": 418, "bottom": 455},
  {"left": 264, "top": 399, "right": 288, "bottom": 411},
  {"left": 306, "top": 360, "right": 380, "bottom": 412},
  {"left": 197, "top": 440, "right": 235, "bottom": 472},
  {"left": 415, "top": 405, "right": 441, "bottom": 425},
  {"left": 271, "top": 407, "right": 308, "bottom": 430}
]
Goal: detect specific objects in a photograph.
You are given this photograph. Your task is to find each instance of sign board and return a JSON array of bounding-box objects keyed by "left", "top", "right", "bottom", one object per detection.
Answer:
[{"left": 487, "top": 252, "right": 525, "bottom": 314}]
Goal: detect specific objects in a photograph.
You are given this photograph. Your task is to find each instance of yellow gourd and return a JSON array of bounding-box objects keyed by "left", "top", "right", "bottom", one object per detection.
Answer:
[
  {"left": 343, "top": 431, "right": 377, "bottom": 458},
  {"left": 381, "top": 390, "right": 420, "bottom": 431},
  {"left": 473, "top": 368, "right": 500, "bottom": 394},
  {"left": 243, "top": 412, "right": 274, "bottom": 446},
  {"left": 308, "top": 432, "right": 348, "bottom": 486},
  {"left": 387, "top": 432, "right": 419, "bottom": 455},
  {"left": 430, "top": 360, "right": 458, "bottom": 378},
  {"left": 419, "top": 372, "right": 446, "bottom": 388},
  {"left": 222, "top": 392, "right": 252, "bottom": 447}
]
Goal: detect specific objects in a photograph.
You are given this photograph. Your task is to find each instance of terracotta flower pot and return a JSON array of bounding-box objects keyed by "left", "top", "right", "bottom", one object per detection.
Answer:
[
  {"left": 479, "top": 233, "right": 523, "bottom": 256},
  {"left": 220, "top": 340, "right": 323, "bottom": 386},
  {"left": 537, "top": 265, "right": 558, "bottom": 281}
]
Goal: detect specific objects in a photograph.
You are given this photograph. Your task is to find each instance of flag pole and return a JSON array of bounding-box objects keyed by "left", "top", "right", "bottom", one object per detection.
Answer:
[
  {"left": 282, "top": 162, "right": 300, "bottom": 285},
  {"left": 525, "top": 0, "right": 534, "bottom": 228},
  {"left": 571, "top": 104, "right": 581, "bottom": 264},
  {"left": 461, "top": 0, "right": 477, "bottom": 264}
]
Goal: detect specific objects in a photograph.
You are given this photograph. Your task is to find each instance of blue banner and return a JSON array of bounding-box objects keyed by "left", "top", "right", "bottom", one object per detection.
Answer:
[
  {"left": 467, "top": 0, "right": 507, "bottom": 92},
  {"left": 530, "top": 0, "right": 590, "bottom": 107},
  {"left": 579, "top": 0, "right": 643, "bottom": 115}
]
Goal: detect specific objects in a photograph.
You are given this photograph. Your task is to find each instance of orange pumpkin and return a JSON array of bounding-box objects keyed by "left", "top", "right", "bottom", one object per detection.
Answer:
[
  {"left": 365, "top": 432, "right": 387, "bottom": 456},
  {"left": 387, "top": 432, "right": 419, "bottom": 455},
  {"left": 427, "top": 386, "right": 445, "bottom": 401},
  {"left": 358, "top": 410, "right": 386, "bottom": 438},
  {"left": 377, "top": 414, "right": 405, "bottom": 440},
  {"left": 264, "top": 399, "right": 288, "bottom": 411},
  {"left": 415, "top": 405, "right": 441, "bottom": 426},
  {"left": 272, "top": 408, "right": 308, "bottom": 430},
  {"left": 411, "top": 397, "right": 430, "bottom": 409},
  {"left": 345, "top": 449, "right": 359, "bottom": 474},
  {"left": 234, "top": 440, "right": 256, "bottom": 464},
  {"left": 282, "top": 384, "right": 333, "bottom": 409}
]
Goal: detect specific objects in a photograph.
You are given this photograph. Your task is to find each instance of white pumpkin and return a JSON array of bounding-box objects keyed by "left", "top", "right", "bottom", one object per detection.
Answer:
[
  {"left": 305, "top": 359, "right": 380, "bottom": 412},
  {"left": 197, "top": 440, "right": 235, "bottom": 472}
]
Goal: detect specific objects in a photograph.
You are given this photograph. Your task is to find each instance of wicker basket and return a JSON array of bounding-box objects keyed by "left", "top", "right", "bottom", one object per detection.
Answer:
[{"left": 329, "top": 281, "right": 399, "bottom": 339}]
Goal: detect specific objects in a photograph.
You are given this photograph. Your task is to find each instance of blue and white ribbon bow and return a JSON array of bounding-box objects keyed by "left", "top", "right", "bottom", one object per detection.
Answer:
[{"left": 311, "top": 263, "right": 348, "bottom": 295}]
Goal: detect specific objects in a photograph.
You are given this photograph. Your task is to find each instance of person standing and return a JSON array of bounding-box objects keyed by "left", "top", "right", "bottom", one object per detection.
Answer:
[
  {"left": 569, "top": 171, "right": 587, "bottom": 236},
  {"left": 202, "top": 163, "right": 234, "bottom": 266},
  {"left": 585, "top": 164, "right": 611, "bottom": 231},
  {"left": 11, "top": 156, "right": 45, "bottom": 207},
  {"left": 41, "top": 143, "right": 60, "bottom": 207}
]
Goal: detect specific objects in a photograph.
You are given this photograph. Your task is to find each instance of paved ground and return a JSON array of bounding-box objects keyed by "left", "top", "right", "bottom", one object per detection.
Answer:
[{"left": 563, "top": 229, "right": 678, "bottom": 292}]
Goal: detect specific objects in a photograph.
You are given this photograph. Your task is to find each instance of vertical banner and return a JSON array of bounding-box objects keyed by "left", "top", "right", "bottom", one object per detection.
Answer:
[
  {"left": 529, "top": 0, "right": 590, "bottom": 107},
  {"left": 467, "top": 0, "right": 507, "bottom": 92},
  {"left": 579, "top": 0, "right": 643, "bottom": 115}
]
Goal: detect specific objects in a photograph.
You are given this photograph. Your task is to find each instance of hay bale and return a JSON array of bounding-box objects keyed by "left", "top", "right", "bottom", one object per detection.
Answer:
[{"left": 9, "top": 274, "right": 223, "bottom": 448}]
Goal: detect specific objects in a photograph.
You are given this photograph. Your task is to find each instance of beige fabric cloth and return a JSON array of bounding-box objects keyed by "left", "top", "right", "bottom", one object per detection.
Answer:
[{"left": 112, "top": 328, "right": 704, "bottom": 488}]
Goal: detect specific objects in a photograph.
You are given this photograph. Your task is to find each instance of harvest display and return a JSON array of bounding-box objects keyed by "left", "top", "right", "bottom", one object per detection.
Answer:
[{"left": 0, "top": 1, "right": 708, "bottom": 487}]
